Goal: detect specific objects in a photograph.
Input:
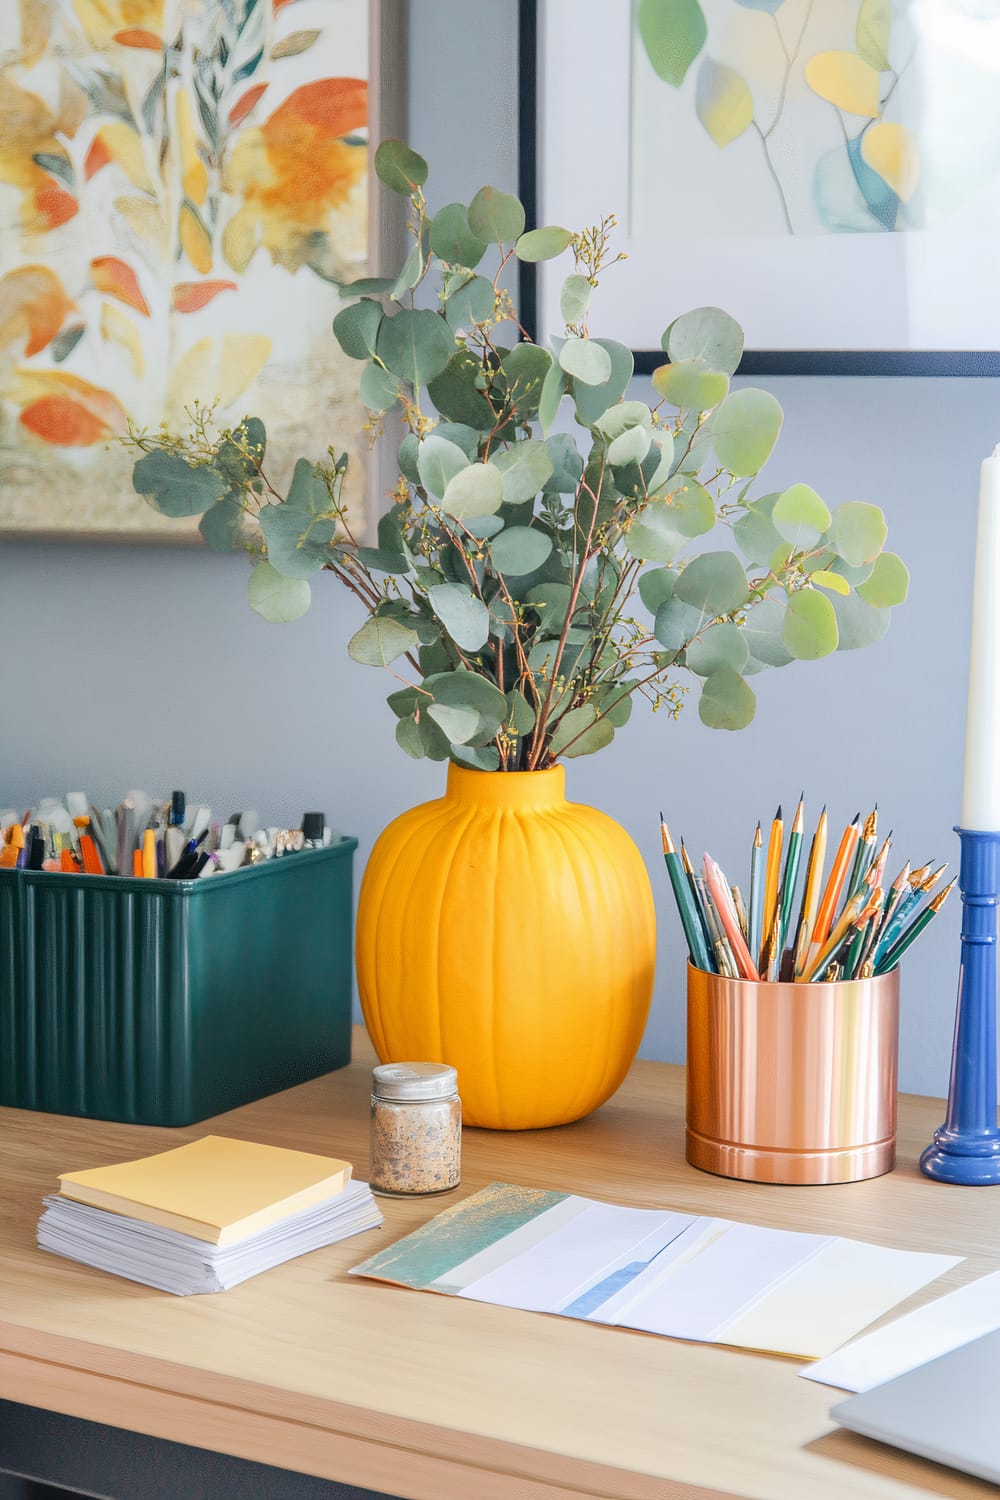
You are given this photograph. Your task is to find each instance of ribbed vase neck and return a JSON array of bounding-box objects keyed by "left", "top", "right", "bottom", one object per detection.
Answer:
[{"left": 444, "top": 763, "right": 566, "bottom": 809}]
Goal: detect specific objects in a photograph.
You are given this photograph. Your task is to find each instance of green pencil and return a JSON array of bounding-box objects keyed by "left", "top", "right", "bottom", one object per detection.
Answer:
[
  {"left": 661, "top": 818, "right": 713, "bottom": 973},
  {"left": 875, "top": 879, "right": 956, "bottom": 974},
  {"left": 778, "top": 795, "right": 804, "bottom": 954}
]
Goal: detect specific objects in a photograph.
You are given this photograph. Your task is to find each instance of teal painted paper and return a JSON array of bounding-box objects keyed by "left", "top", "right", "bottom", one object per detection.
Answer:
[{"left": 349, "top": 1182, "right": 565, "bottom": 1290}]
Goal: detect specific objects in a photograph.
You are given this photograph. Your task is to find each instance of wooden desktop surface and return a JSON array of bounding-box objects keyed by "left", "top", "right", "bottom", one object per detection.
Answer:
[{"left": 2, "top": 1027, "right": 998, "bottom": 1500}]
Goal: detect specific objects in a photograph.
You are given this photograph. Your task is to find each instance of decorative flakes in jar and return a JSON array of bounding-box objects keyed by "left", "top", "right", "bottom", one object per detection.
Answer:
[{"left": 369, "top": 1062, "right": 461, "bottom": 1197}]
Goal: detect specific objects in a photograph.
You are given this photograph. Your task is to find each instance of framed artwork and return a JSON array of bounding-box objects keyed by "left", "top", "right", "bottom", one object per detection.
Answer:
[
  {"left": 519, "top": 0, "right": 1000, "bottom": 375},
  {"left": 0, "top": 0, "right": 406, "bottom": 540}
]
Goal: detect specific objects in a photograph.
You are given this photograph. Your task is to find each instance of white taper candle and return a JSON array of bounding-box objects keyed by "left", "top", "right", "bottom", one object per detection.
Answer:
[{"left": 961, "top": 448, "right": 1000, "bottom": 830}]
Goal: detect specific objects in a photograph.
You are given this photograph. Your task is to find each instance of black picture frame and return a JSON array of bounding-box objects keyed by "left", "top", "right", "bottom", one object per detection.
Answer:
[{"left": 517, "top": 0, "right": 1000, "bottom": 377}]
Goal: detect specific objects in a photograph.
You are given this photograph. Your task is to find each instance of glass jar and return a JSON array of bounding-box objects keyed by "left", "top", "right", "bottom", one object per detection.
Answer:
[{"left": 369, "top": 1062, "right": 461, "bottom": 1197}]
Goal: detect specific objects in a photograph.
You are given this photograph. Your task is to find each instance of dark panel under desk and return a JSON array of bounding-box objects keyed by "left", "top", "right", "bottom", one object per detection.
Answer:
[{"left": 0, "top": 1402, "right": 400, "bottom": 1500}]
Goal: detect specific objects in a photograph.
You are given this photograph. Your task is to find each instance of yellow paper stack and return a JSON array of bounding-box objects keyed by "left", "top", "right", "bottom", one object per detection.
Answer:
[{"left": 38, "top": 1136, "right": 382, "bottom": 1294}]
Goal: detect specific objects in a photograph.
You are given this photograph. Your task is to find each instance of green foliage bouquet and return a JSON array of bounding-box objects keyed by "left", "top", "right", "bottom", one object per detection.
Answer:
[{"left": 130, "top": 140, "right": 907, "bottom": 772}]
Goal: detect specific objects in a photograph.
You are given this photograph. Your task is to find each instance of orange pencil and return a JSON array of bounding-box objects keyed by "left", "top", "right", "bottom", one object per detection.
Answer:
[
  {"left": 132, "top": 849, "right": 143, "bottom": 877},
  {"left": 804, "top": 814, "right": 859, "bottom": 974},
  {"left": 142, "top": 827, "right": 157, "bottom": 879},
  {"left": 759, "top": 805, "right": 783, "bottom": 971},
  {"left": 79, "top": 833, "right": 104, "bottom": 875}
]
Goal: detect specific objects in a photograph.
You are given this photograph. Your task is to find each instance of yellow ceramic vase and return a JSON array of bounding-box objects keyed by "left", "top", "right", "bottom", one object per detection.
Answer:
[{"left": 356, "top": 764, "right": 656, "bottom": 1130}]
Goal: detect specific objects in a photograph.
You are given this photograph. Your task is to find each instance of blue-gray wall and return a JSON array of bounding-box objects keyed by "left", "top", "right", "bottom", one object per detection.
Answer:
[{"left": 0, "top": 0, "right": 985, "bottom": 1096}]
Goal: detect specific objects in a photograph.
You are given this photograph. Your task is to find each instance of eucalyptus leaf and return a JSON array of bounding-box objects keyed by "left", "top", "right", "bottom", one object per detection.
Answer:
[
  {"left": 664, "top": 306, "right": 744, "bottom": 375},
  {"left": 440, "top": 462, "right": 504, "bottom": 519},
  {"left": 490, "top": 526, "right": 553, "bottom": 575},
  {"left": 423, "top": 670, "right": 508, "bottom": 740},
  {"left": 559, "top": 338, "right": 612, "bottom": 386},
  {"left": 829, "top": 501, "right": 887, "bottom": 567},
  {"left": 543, "top": 433, "right": 584, "bottom": 493},
  {"left": 538, "top": 360, "right": 567, "bottom": 434},
  {"left": 417, "top": 434, "right": 469, "bottom": 499},
  {"left": 444, "top": 273, "right": 495, "bottom": 331},
  {"left": 651, "top": 357, "right": 729, "bottom": 412},
  {"left": 548, "top": 704, "right": 614, "bottom": 758},
  {"left": 594, "top": 401, "right": 652, "bottom": 441},
  {"left": 639, "top": 567, "right": 676, "bottom": 614},
  {"left": 376, "top": 308, "right": 453, "bottom": 388},
  {"left": 675, "top": 550, "right": 748, "bottom": 616},
  {"left": 686, "top": 622, "right": 749, "bottom": 676},
  {"left": 427, "top": 701, "right": 481, "bottom": 744},
  {"left": 810, "top": 569, "right": 851, "bottom": 596},
  {"left": 430, "top": 203, "right": 487, "bottom": 268},
  {"left": 374, "top": 139, "right": 428, "bottom": 195},
  {"left": 199, "top": 494, "right": 245, "bottom": 552},
  {"left": 572, "top": 340, "right": 634, "bottom": 425},
  {"left": 259, "top": 506, "right": 335, "bottom": 578},
  {"left": 248, "top": 562, "right": 311, "bottom": 623},
  {"left": 782, "top": 588, "right": 839, "bottom": 659},
  {"left": 285, "top": 458, "right": 330, "bottom": 515},
  {"left": 386, "top": 686, "right": 421, "bottom": 719},
  {"left": 427, "top": 583, "right": 490, "bottom": 650},
  {"left": 832, "top": 589, "right": 890, "bottom": 650},
  {"left": 467, "top": 185, "right": 525, "bottom": 243},
  {"left": 608, "top": 425, "right": 652, "bottom": 467},
  {"left": 505, "top": 687, "right": 536, "bottom": 734},
  {"left": 516, "top": 225, "right": 573, "bottom": 261},
  {"left": 712, "top": 388, "right": 783, "bottom": 475},
  {"left": 359, "top": 362, "right": 399, "bottom": 411},
  {"left": 857, "top": 550, "right": 909, "bottom": 607},
  {"left": 356, "top": 546, "right": 409, "bottom": 574},
  {"left": 332, "top": 296, "right": 383, "bottom": 361},
  {"left": 348, "top": 614, "right": 420, "bottom": 665},
  {"left": 395, "top": 715, "right": 425, "bottom": 759},
  {"left": 772, "top": 483, "right": 832, "bottom": 549},
  {"left": 450, "top": 743, "right": 502, "bottom": 771},
  {"left": 654, "top": 596, "right": 703, "bottom": 651},
  {"left": 698, "top": 667, "right": 756, "bottom": 729},
  {"left": 427, "top": 350, "right": 495, "bottom": 429},
  {"left": 528, "top": 582, "right": 575, "bottom": 634},
  {"left": 491, "top": 440, "right": 554, "bottom": 503},
  {"left": 133, "top": 450, "right": 227, "bottom": 517},
  {"left": 733, "top": 494, "right": 783, "bottom": 565},
  {"left": 741, "top": 595, "right": 793, "bottom": 666},
  {"left": 560, "top": 274, "right": 592, "bottom": 326},
  {"left": 501, "top": 344, "right": 552, "bottom": 419}
]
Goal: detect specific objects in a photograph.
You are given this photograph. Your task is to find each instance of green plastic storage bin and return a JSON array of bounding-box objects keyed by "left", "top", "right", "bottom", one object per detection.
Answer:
[{"left": 0, "top": 840, "right": 356, "bottom": 1125}]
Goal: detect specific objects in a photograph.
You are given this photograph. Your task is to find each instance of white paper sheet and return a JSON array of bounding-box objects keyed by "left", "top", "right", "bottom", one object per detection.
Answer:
[{"left": 803, "top": 1268, "right": 1000, "bottom": 1390}]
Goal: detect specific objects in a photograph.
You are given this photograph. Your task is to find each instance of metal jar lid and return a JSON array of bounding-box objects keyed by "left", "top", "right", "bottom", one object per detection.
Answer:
[{"left": 371, "top": 1062, "right": 458, "bottom": 1101}]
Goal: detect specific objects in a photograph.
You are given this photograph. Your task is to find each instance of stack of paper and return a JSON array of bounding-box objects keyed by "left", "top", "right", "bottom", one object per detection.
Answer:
[
  {"left": 350, "top": 1183, "right": 960, "bottom": 1359},
  {"left": 38, "top": 1135, "right": 383, "bottom": 1294}
]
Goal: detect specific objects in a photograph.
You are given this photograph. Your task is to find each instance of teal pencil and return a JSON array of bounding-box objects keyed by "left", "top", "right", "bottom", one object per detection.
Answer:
[
  {"left": 681, "top": 840, "right": 714, "bottom": 963},
  {"left": 875, "top": 879, "right": 956, "bottom": 974},
  {"left": 660, "top": 818, "right": 713, "bottom": 973},
  {"left": 777, "top": 795, "right": 804, "bottom": 954},
  {"left": 846, "top": 806, "right": 877, "bottom": 903},
  {"left": 748, "top": 822, "right": 763, "bottom": 968}
]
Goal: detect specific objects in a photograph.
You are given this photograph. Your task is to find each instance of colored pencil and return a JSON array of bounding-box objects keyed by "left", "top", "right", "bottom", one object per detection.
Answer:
[
  {"left": 748, "top": 822, "right": 763, "bottom": 967},
  {"left": 760, "top": 806, "right": 783, "bottom": 972},
  {"left": 875, "top": 880, "right": 957, "bottom": 974},
  {"left": 777, "top": 795, "right": 804, "bottom": 956},
  {"left": 660, "top": 818, "right": 713, "bottom": 973},
  {"left": 698, "top": 876, "right": 739, "bottom": 978},
  {"left": 803, "top": 813, "right": 859, "bottom": 975},
  {"left": 681, "top": 839, "right": 714, "bottom": 964},
  {"left": 703, "top": 854, "right": 760, "bottom": 980},
  {"left": 847, "top": 807, "right": 877, "bottom": 901},
  {"left": 793, "top": 806, "right": 827, "bottom": 977}
]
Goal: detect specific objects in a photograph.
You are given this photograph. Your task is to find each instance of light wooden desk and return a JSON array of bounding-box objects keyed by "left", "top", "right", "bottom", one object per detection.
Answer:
[{"left": 1, "top": 1027, "right": 998, "bottom": 1500}]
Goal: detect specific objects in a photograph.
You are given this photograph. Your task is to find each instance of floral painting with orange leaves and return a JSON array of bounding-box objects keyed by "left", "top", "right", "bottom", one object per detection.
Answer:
[{"left": 0, "top": 0, "right": 369, "bottom": 536}]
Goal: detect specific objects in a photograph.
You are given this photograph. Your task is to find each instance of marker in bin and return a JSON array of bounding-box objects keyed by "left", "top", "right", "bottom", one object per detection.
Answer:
[{"left": 0, "top": 794, "right": 341, "bottom": 881}]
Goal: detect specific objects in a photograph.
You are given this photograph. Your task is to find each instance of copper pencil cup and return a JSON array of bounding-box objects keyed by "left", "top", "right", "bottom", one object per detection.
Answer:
[{"left": 686, "top": 964, "right": 900, "bottom": 1185}]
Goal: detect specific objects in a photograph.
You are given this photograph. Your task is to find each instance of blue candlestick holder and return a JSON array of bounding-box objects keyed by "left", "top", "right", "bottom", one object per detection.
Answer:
[{"left": 920, "top": 827, "right": 1000, "bottom": 1184}]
